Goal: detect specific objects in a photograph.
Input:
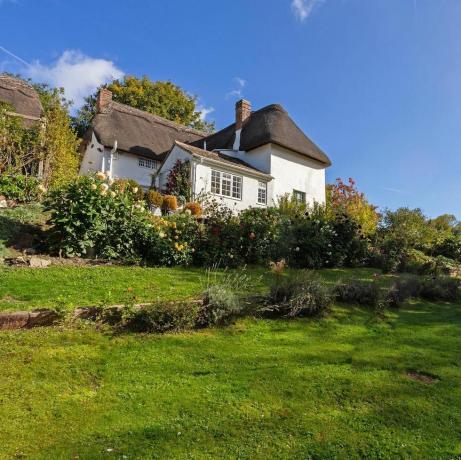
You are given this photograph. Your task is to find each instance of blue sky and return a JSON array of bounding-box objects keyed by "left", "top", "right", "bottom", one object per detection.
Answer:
[{"left": 1, "top": 0, "right": 461, "bottom": 217}]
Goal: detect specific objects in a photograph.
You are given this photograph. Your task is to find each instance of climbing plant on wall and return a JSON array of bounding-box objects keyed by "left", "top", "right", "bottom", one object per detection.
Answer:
[{"left": 166, "top": 159, "right": 191, "bottom": 203}]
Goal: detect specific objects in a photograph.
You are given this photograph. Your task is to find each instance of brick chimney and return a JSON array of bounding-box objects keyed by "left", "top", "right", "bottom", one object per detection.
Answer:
[
  {"left": 235, "top": 99, "right": 251, "bottom": 130},
  {"left": 96, "top": 88, "right": 112, "bottom": 113}
]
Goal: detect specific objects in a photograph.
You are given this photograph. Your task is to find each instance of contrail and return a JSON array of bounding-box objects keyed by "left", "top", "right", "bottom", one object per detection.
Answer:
[{"left": 0, "top": 46, "right": 30, "bottom": 67}]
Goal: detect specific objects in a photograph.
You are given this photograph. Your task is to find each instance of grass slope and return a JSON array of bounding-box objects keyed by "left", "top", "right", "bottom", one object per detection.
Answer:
[
  {"left": 0, "top": 266, "right": 391, "bottom": 312},
  {"left": 0, "top": 301, "right": 460, "bottom": 458}
]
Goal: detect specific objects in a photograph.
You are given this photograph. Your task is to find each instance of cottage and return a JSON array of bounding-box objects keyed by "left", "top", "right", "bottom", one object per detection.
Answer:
[{"left": 80, "top": 89, "right": 331, "bottom": 208}]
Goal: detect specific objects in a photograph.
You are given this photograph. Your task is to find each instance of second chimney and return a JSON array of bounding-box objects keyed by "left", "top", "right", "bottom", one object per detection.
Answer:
[
  {"left": 96, "top": 88, "right": 113, "bottom": 113},
  {"left": 235, "top": 99, "right": 251, "bottom": 130}
]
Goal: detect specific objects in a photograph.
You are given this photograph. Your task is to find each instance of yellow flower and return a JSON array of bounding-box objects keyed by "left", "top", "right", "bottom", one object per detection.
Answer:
[
  {"left": 132, "top": 187, "right": 139, "bottom": 194},
  {"left": 100, "top": 183, "right": 109, "bottom": 192},
  {"left": 159, "top": 232, "right": 166, "bottom": 238},
  {"left": 110, "top": 191, "right": 116, "bottom": 198},
  {"left": 96, "top": 171, "right": 106, "bottom": 180},
  {"left": 90, "top": 184, "right": 97, "bottom": 190}
]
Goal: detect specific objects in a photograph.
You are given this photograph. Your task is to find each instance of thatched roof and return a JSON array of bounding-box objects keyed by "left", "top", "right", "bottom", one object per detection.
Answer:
[
  {"left": 0, "top": 74, "right": 43, "bottom": 124},
  {"left": 90, "top": 101, "right": 205, "bottom": 160},
  {"left": 174, "top": 141, "right": 271, "bottom": 179},
  {"left": 192, "top": 103, "right": 331, "bottom": 166}
]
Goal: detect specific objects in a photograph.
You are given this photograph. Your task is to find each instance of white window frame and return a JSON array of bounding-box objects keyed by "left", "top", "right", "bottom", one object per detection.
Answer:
[
  {"left": 210, "top": 169, "right": 243, "bottom": 201},
  {"left": 138, "top": 157, "right": 157, "bottom": 170},
  {"left": 293, "top": 189, "right": 306, "bottom": 204},
  {"left": 257, "top": 181, "right": 267, "bottom": 205}
]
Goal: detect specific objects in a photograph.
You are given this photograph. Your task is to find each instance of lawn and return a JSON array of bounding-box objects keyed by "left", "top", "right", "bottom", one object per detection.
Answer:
[
  {"left": 0, "top": 299, "right": 460, "bottom": 458},
  {"left": 0, "top": 265, "right": 391, "bottom": 312}
]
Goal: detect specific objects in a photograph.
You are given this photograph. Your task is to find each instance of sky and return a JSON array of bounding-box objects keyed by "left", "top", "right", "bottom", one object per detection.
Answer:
[{"left": 1, "top": 0, "right": 461, "bottom": 217}]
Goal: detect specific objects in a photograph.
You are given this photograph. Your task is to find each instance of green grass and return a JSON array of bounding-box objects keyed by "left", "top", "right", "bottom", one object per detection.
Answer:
[
  {"left": 0, "top": 266, "right": 393, "bottom": 312},
  {"left": 0, "top": 299, "right": 460, "bottom": 459},
  {"left": 0, "top": 204, "right": 47, "bottom": 258}
]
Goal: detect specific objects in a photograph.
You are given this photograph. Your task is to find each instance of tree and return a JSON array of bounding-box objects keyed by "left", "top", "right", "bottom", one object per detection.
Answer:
[
  {"left": 0, "top": 101, "right": 40, "bottom": 174},
  {"left": 326, "top": 178, "right": 379, "bottom": 237},
  {"left": 73, "top": 75, "right": 215, "bottom": 137},
  {"left": 34, "top": 84, "right": 80, "bottom": 187}
]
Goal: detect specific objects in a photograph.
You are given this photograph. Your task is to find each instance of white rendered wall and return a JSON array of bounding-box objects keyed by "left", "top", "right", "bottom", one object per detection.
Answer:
[
  {"left": 157, "top": 145, "right": 271, "bottom": 211},
  {"left": 79, "top": 132, "right": 104, "bottom": 175},
  {"left": 111, "top": 151, "right": 158, "bottom": 189},
  {"left": 269, "top": 144, "right": 326, "bottom": 205}
]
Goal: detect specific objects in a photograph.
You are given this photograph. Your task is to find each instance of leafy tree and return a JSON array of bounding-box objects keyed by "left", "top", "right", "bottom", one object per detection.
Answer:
[
  {"left": 73, "top": 75, "right": 215, "bottom": 137},
  {"left": 0, "top": 101, "right": 40, "bottom": 173},
  {"left": 34, "top": 84, "right": 80, "bottom": 187},
  {"left": 326, "top": 178, "right": 379, "bottom": 236}
]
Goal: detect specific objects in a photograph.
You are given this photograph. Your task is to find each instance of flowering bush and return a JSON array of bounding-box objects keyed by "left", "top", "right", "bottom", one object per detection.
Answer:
[
  {"left": 137, "top": 213, "right": 199, "bottom": 266},
  {"left": 45, "top": 173, "right": 148, "bottom": 258},
  {"left": 184, "top": 202, "right": 202, "bottom": 216}
]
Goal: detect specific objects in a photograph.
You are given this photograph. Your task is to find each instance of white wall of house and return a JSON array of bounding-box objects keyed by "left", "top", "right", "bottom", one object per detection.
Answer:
[
  {"left": 80, "top": 133, "right": 159, "bottom": 189},
  {"left": 216, "top": 143, "right": 326, "bottom": 206},
  {"left": 157, "top": 145, "right": 272, "bottom": 211},
  {"left": 79, "top": 132, "right": 104, "bottom": 175},
  {"left": 111, "top": 152, "right": 158, "bottom": 189},
  {"left": 269, "top": 143, "right": 326, "bottom": 205}
]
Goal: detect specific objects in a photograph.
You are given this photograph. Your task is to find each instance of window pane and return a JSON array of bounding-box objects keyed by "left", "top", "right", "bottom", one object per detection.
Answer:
[
  {"left": 293, "top": 190, "right": 306, "bottom": 204},
  {"left": 222, "top": 173, "right": 232, "bottom": 197},
  {"left": 258, "top": 181, "right": 266, "bottom": 204},
  {"left": 211, "top": 170, "right": 221, "bottom": 194},
  {"left": 232, "top": 175, "right": 242, "bottom": 199}
]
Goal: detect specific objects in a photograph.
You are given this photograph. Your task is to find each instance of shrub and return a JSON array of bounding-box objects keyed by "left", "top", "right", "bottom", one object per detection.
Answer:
[
  {"left": 184, "top": 202, "right": 202, "bottom": 216},
  {"left": 162, "top": 195, "right": 178, "bottom": 213},
  {"left": 137, "top": 213, "right": 198, "bottom": 266},
  {"left": 334, "top": 280, "right": 381, "bottom": 308},
  {"left": 198, "top": 269, "right": 253, "bottom": 326},
  {"left": 145, "top": 189, "right": 163, "bottom": 208},
  {"left": 385, "top": 276, "right": 422, "bottom": 308},
  {"left": 122, "top": 301, "right": 199, "bottom": 333},
  {"left": 266, "top": 271, "right": 333, "bottom": 318},
  {"left": 45, "top": 175, "right": 148, "bottom": 258},
  {"left": 0, "top": 173, "right": 43, "bottom": 203},
  {"left": 400, "top": 249, "right": 436, "bottom": 275},
  {"left": 199, "top": 284, "right": 243, "bottom": 326},
  {"left": 112, "top": 178, "right": 144, "bottom": 200},
  {"left": 420, "top": 277, "right": 461, "bottom": 301}
]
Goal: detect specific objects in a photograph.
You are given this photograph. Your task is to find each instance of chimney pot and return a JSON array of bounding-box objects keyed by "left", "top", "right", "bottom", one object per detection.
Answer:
[
  {"left": 235, "top": 99, "right": 251, "bottom": 131},
  {"left": 96, "top": 88, "right": 113, "bottom": 113}
]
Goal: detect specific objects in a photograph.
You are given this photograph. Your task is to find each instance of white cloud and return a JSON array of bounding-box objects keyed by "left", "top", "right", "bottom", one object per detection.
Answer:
[
  {"left": 291, "top": 0, "right": 325, "bottom": 22},
  {"left": 197, "top": 105, "right": 215, "bottom": 121},
  {"left": 26, "top": 50, "right": 124, "bottom": 108},
  {"left": 226, "top": 76, "right": 246, "bottom": 99}
]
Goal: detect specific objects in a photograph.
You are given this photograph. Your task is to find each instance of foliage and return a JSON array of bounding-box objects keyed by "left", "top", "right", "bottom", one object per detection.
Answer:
[
  {"left": 400, "top": 249, "right": 436, "bottom": 275},
  {"left": 333, "top": 279, "right": 381, "bottom": 308},
  {"left": 73, "top": 75, "right": 215, "bottom": 136},
  {"left": 112, "top": 178, "right": 144, "bottom": 200},
  {"left": 0, "top": 173, "right": 43, "bottom": 202},
  {"left": 327, "top": 177, "right": 379, "bottom": 236},
  {"left": 385, "top": 276, "right": 422, "bottom": 308},
  {"left": 33, "top": 84, "right": 80, "bottom": 187},
  {"left": 435, "top": 234, "right": 461, "bottom": 262},
  {"left": 45, "top": 174, "right": 148, "bottom": 258},
  {"left": 266, "top": 271, "right": 333, "bottom": 317},
  {"left": 145, "top": 189, "right": 163, "bottom": 208},
  {"left": 199, "top": 270, "right": 252, "bottom": 326},
  {"left": 137, "top": 213, "right": 198, "bottom": 266},
  {"left": 0, "top": 102, "right": 41, "bottom": 174},
  {"left": 184, "top": 202, "right": 202, "bottom": 216},
  {"left": 420, "top": 276, "right": 461, "bottom": 301},
  {"left": 122, "top": 301, "right": 199, "bottom": 333},
  {"left": 166, "top": 159, "right": 191, "bottom": 203}
]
